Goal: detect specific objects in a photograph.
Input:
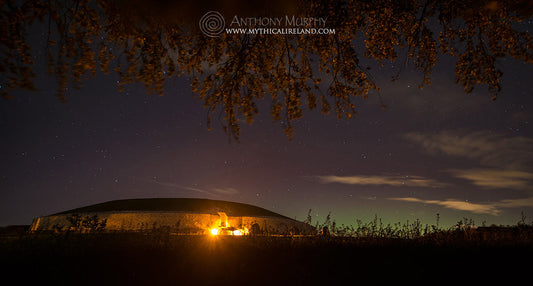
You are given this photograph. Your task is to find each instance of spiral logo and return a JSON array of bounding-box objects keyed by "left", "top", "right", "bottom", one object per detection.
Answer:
[{"left": 199, "top": 11, "right": 225, "bottom": 37}]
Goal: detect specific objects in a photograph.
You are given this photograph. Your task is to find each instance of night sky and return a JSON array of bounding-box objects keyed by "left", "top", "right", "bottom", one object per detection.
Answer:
[{"left": 1, "top": 12, "right": 533, "bottom": 229}]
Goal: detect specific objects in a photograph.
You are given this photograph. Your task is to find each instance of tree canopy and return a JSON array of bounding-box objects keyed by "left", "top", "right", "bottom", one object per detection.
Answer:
[{"left": 1, "top": 0, "right": 532, "bottom": 139}]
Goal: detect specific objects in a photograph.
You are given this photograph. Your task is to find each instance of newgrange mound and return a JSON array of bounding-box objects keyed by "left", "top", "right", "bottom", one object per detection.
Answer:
[{"left": 29, "top": 198, "right": 315, "bottom": 235}]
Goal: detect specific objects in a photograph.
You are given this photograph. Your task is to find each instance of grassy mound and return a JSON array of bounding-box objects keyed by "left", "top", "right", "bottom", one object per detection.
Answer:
[{"left": 53, "top": 198, "right": 290, "bottom": 219}]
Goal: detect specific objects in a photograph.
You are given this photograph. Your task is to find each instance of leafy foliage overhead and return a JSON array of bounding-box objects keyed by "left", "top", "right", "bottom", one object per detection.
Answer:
[{"left": 1, "top": 0, "right": 532, "bottom": 139}]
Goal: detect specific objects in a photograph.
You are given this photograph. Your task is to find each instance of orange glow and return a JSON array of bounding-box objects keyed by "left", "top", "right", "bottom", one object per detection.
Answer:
[
  {"left": 208, "top": 226, "right": 248, "bottom": 236},
  {"left": 208, "top": 214, "right": 248, "bottom": 236}
]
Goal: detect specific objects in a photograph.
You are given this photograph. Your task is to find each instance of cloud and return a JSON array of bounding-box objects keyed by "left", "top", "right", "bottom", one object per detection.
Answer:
[
  {"left": 388, "top": 197, "right": 501, "bottom": 215},
  {"left": 212, "top": 187, "right": 239, "bottom": 195},
  {"left": 496, "top": 197, "right": 533, "bottom": 208},
  {"left": 178, "top": 186, "right": 240, "bottom": 196},
  {"left": 403, "top": 130, "right": 533, "bottom": 169},
  {"left": 317, "top": 175, "right": 448, "bottom": 188},
  {"left": 448, "top": 169, "right": 533, "bottom": 190},
  {"left": 179, "top": 185, "right": 214, "bottom": 195},
  {"left": 150, "top": 178, "right": 238, "bottom": 195},
  {"left": 404, "top": 130, "right": 533, "bottom": 190},
  {"left": 388, "top": 196, "right": 533, "bottom": 216}
]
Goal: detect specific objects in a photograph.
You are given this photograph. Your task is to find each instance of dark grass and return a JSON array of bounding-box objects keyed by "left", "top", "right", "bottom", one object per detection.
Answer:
[{"left": 1, "top": 230, "right": 532, "bottom": 285}]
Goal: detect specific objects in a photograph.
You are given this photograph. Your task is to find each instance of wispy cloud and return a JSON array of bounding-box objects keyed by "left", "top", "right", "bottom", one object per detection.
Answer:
[
  {"left": 447, "top": 169, "right": 533, "bottom": 190},
  {"left": 496, "top": 197, "right": 533, "bottom": 208},
  {"left": 150, "top": 178, "right": 239, "bottom": 196},
  {"left": 317, "top": 175, "right": 448, "bottom": 188},
  {"left": 178, "top": 185, "right": 214, "bottom": 195},
  {"left": 404, "top": 130, "right": 533, "bottom": 190},
  {"left": 388, "top": 197, "right": 501, "bottom": 215},
  {"left": 212, "top": 187, "right": 239, "bottom": 195},
  {"left": 403, "top": 130, "right": 533, "bottom": 169},
  {"left": 388, "top": 196, "right": 533, "bottom": 216}
]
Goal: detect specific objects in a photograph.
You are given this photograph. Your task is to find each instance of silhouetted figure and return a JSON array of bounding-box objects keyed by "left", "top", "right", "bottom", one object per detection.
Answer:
[{"left": 250, "top": 223, "right": 262, "bottom": 236}]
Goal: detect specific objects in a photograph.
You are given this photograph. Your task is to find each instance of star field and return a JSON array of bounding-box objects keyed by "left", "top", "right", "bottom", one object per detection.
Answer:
[{"left": 1, "top": 14, "right": 533, "bottom": 229}]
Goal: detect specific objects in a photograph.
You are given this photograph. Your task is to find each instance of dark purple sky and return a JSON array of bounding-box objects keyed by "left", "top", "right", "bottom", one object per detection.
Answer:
[{"left": 1, "top": 11, "right": 532, "bottom": 228}]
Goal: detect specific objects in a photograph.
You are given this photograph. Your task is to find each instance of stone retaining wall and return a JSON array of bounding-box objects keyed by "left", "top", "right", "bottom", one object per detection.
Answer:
[{"left": 29, "top": 211, "right": 315, "bottom": 235}]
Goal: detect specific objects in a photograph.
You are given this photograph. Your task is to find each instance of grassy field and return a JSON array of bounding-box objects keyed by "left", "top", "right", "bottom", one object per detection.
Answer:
[{"left": 1, "top": 222, "right": 532, "bottom": 285}]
